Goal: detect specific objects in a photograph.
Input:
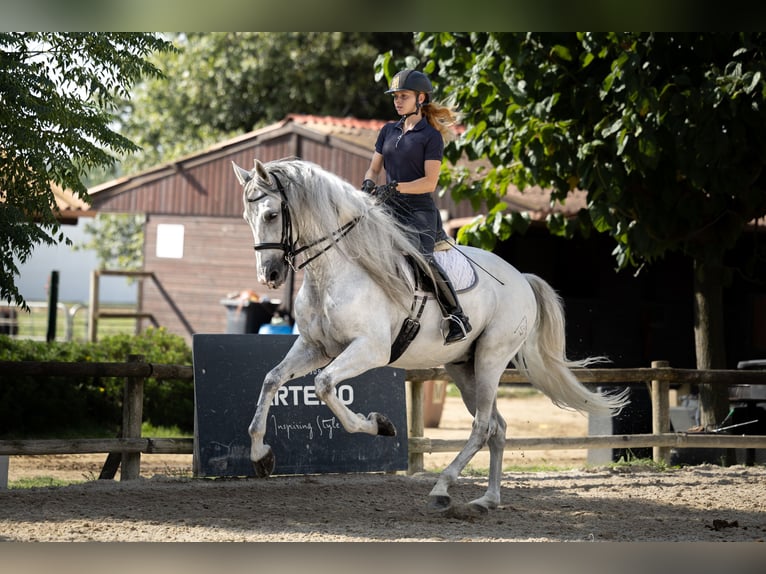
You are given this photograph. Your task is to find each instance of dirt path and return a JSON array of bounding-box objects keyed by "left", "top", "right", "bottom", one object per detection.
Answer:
[{"left": 2, "top": 392, "right": 766, "bottom": 542}]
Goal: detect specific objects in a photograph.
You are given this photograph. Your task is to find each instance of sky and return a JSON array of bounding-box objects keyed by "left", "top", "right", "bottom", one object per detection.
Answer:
[{"left": 13, "top": 218, "right": 137, "bottom": 304}]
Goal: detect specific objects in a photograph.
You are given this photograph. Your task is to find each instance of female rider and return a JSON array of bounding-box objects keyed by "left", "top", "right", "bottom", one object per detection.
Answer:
[{"left": 362, "top": 69, "right": 471, "bottom": 344}]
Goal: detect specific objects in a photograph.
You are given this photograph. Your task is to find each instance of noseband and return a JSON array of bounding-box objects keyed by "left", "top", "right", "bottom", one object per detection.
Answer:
[
  {"left": 247, "top": 172, "right": 361, "bottom": 270},
  {"left": 248, "top": 172, "right": 295, "bottom": 261}
]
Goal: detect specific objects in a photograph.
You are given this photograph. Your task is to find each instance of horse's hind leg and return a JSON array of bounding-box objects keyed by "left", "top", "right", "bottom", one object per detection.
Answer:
[
  {"left": 428, "top": 361, "right": 505, "bottom": 514},
  {"left": 467, "top": 406, "right": 506, "bottom": 512}
]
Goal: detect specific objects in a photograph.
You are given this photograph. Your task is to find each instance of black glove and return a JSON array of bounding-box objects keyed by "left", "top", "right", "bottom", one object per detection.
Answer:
[
  {"left": 361, "top": 179, "right": 376, "bottom": 194},
  {"left": 373, "top": 181, "right": 398, "bottom": 204}
]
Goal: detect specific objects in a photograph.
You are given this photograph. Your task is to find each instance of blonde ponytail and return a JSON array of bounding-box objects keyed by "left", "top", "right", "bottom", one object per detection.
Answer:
[{"left": 422, "top": 100, "right": 459, "bottom": 141}]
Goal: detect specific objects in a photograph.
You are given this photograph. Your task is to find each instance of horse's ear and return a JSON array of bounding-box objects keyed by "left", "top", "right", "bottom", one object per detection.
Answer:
[
  {"left": 232, "top": 162, "right": 252, "bottom": 187},
  {"left": 254, "top": 159, "right": 272, "bottom": 185}
]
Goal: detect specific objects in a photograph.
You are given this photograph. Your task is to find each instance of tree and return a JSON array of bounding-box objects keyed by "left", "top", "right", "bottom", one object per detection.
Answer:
[
  {"left": 74, "top": 213, "right": 145, "bottom": 273},
  {"left": 118, "top": 32, "right": 415, "bottom": 173},
  {"left": 414, "top": 32, "right": 766, "bottom": 429},
  {"left": 0, "top": 32, "right": 176, "bottom": 309}
]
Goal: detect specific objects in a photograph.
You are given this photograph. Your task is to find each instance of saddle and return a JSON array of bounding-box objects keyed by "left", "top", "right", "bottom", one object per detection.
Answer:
[{"left": 388, "top": 247, "right": 477, "bottom": 363}]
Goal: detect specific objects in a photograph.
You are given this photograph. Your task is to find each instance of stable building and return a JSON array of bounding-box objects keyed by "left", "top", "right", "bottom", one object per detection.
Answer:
[{"left": 87, "top": 114, "right": 483, "bottom": 341}]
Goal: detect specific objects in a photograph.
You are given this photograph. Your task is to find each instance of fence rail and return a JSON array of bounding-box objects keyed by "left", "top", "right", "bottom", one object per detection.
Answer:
[
  {"left": 1, "top": 359, "right": 765, "bottom": 481},
  {"left": 89, "top": 270, "right": 194, "bottom": 342}
]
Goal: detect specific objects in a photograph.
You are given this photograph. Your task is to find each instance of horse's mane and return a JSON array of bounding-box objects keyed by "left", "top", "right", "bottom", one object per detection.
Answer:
[{"left": 262, "top": 158, "right": 428, "bottom": 308}]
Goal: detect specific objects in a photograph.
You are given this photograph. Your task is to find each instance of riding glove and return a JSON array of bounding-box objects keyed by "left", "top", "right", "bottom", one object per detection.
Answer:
[
  {"left": 373, "top": 181, "right": 398, "bottom": 204},
  {"left": 361, "top": 179, "right": 376, "bottom": 194}
]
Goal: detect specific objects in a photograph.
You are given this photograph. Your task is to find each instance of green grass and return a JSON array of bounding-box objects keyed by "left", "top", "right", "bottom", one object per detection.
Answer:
[
  {"left": 7, "top": 476, "right": 85, "bottom": 489},
  {"left": 445, "top": 383, "right": 541, "bottom": 399},
  {"left": 141, "top": 422, "right": 191, "bottom": 438},
  {"left": 609, "top": 452, "right": 673, "bottom": 472}
]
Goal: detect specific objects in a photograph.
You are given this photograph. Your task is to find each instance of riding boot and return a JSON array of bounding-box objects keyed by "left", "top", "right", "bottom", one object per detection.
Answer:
[{"left": 426, "top": 257, "right": 472, "bottom": 344}]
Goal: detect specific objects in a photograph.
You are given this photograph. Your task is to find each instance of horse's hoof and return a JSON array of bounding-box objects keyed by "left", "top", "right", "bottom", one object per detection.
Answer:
[
  {"left": 372, "top": 413, "right": 396, "bottom": 436},
  {"left": 252, "top": 447, "right": 275, "bottom": 478},
  {"left": 427, "top": 495, "right": 452, "bottom": 513}
]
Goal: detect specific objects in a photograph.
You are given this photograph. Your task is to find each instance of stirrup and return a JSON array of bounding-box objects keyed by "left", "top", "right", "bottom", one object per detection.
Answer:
[{"left": 443, "top": 314, "right": 472, "bottom": 345}]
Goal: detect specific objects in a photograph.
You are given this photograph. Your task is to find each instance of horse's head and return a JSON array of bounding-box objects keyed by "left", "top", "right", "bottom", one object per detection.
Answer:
[{"left": 233, "top": 159, "right": 291, "bottom": 289}]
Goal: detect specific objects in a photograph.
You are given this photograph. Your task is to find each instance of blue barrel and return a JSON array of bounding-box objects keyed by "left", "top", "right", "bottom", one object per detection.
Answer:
[{"left": 258, "top": 322, "right": 294, "bottom": 335}]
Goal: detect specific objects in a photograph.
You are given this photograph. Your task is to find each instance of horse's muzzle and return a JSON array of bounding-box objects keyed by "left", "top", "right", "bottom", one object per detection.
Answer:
[{"left": 258, "top": 262, "right": 287, "bottom": 289}]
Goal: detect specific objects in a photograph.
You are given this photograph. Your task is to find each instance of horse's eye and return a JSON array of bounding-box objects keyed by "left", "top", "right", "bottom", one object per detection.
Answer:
[{"left": 266, "top": 211, "right": 279, "bottom": 222}]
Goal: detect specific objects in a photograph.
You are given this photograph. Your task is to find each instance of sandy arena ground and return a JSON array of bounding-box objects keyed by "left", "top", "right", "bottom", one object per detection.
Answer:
[{"left": 2, "top": 391, "right": 766, "bottom": 542}]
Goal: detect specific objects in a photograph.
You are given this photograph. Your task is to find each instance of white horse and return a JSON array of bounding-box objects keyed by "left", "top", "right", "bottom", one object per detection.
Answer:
[{"left": 232, "top": 157, "right": 628, "bottom": 514}]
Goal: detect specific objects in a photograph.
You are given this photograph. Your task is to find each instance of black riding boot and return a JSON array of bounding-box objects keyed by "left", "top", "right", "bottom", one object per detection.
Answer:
[{"left": 426, "top": 257, "right": 472, "bottom": 344}]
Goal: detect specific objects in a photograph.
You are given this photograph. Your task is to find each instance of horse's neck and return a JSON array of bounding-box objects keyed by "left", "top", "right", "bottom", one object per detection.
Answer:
[
  {"left": 301, "top": 248, "right": 354, "bottom": 288},
  {"left": 300, "top": 245, "right": 414, "bottom": 308}
]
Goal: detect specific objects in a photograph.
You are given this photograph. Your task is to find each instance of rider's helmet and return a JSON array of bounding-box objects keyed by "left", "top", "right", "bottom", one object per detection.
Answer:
[{"left": 385, "top": 69, "right": 433, "bottom": 104}]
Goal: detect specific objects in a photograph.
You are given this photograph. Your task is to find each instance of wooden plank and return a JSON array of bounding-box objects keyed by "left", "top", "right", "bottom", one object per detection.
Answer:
[
  {"left": 120, "top": 355, "right": 144, "bottom": 481},
  {"left": 0, "top": 455, "right": 8, "bottom": 489},
  {"left": 408, "top": 433, "right": 766, "bottom": 454},
  {"left": 0, "top": 361, "right": 193, "bottom": 380},
  {"left": 97, "top": 270, "right": 154, "bottom": 278},
  {"left": 0, "top": 438, "right": 194, "bottom": 456},
  {"left": 2, "top": 433, "right": 763, "bottom": 457},
  {"left": 406, "top": 367, "right": 766, "bottom": 385},
  {"left": 408, "top": 380, "right": 425, "bottom": 474},
  {"left": 98, "top": 452, "right": 121, "bottom": 480},
  {"left": 1, "top": 361, "right": 762, "bottom": 386},
  {"left": 652, "top": 360, "right": 671, "bottom": 464},
  {"left": 0, "top": 438, "right": 149, "bottom": 455},
  {"left": 97, "top": 312, "right": 156, "bottom": 320}
]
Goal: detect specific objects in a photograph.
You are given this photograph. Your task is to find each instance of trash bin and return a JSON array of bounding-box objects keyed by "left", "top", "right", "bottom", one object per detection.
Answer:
[{"left": 220, "top": 297, "right": 279, "bottom": 334}]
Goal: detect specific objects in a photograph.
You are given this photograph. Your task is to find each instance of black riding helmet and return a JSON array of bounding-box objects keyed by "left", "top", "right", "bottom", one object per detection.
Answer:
[{"left": 385, "top": 69, "right": 433, "bottom": 105}]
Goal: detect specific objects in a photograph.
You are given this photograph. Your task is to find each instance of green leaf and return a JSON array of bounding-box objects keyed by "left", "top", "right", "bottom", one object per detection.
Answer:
[{"left": 550, "top": 44, "right": 573, "bottom": 62}]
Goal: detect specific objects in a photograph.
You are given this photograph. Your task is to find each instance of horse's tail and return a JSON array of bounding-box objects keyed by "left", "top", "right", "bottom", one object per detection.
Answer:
[{"left": 512, "top": 273, "right": 630, "bottom": 417}]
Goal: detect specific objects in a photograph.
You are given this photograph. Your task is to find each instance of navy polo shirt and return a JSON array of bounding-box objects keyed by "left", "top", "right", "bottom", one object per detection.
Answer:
[
  {"left": 375, "top": 118, "right": 444, "bottom": 186},
  {"left": 374, "top": 117, "right": 445, "bottom": 251}
]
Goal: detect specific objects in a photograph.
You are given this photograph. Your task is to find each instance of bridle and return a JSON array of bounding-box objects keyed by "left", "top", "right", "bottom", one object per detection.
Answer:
[{"left": 247, "top": 172, "right": 361, "bottom": 271}]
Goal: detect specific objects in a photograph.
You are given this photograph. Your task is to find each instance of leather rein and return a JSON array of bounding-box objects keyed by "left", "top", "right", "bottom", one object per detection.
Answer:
[{"left": 247, "top": 172, "right": 361, "bottom": 271}]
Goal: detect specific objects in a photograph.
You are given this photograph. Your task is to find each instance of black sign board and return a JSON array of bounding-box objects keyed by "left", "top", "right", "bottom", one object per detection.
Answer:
[{"left": 193, "top": 334, "right": 408, "bottom": 476}]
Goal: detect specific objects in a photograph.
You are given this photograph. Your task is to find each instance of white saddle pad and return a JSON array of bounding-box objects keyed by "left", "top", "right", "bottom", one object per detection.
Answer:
[{"left": 433, "top": 248, "right": 477, "bottom": 292}]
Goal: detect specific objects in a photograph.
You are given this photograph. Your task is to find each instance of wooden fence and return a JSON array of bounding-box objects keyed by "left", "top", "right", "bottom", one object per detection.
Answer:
[
  {"left": 88, "top": 270, "right": 195, "bottom": 342},
  {"left": 1, "top": 358, "right": 765, "bottom": 481}
]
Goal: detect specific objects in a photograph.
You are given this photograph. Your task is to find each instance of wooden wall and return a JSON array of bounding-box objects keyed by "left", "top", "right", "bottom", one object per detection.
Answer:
[{"left": 140, "top": 214, "right": 292, "bottom": 343}]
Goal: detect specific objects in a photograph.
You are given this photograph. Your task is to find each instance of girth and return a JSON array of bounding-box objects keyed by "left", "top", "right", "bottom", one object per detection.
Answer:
[{"left": 388, "top": 257, "right": 430, "bottom": 364}]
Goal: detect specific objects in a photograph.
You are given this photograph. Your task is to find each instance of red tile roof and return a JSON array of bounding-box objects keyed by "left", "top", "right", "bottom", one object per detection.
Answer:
[{"left": 287, "top": 113, "right": 386, "bottom": 132}]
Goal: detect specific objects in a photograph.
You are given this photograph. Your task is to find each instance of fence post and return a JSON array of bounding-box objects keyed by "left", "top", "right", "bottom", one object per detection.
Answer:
[
  {"left": 651, "top": 360, "right": 671, "bottom": 465},
  {"left": 408, "top": 379, "right": 425, "bottom": 474},
  {"left": 0, "top": 455, "right": 8, "bottom": 490},
  {"left": 46, "top": 270, "right": 59, "bottom": 342},
  {"left": 121, "top": 354, "right": 145, "bottom": 480},
  {"left": 88, "top": 270, "right": 99, "bottom": 342}
]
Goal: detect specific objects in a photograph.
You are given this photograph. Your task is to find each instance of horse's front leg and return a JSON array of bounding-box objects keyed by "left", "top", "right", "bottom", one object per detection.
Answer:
[
  {"left": 313, "top": 339, "right": 394, "bottom": 436},
  {"left": 249, "top": 338, "right": 329, "bottom": 477}
]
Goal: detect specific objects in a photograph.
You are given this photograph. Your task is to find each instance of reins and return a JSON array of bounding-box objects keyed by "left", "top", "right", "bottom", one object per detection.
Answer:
[{"left": 248, "top": 172, "right": 362, "bottom": 271}]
